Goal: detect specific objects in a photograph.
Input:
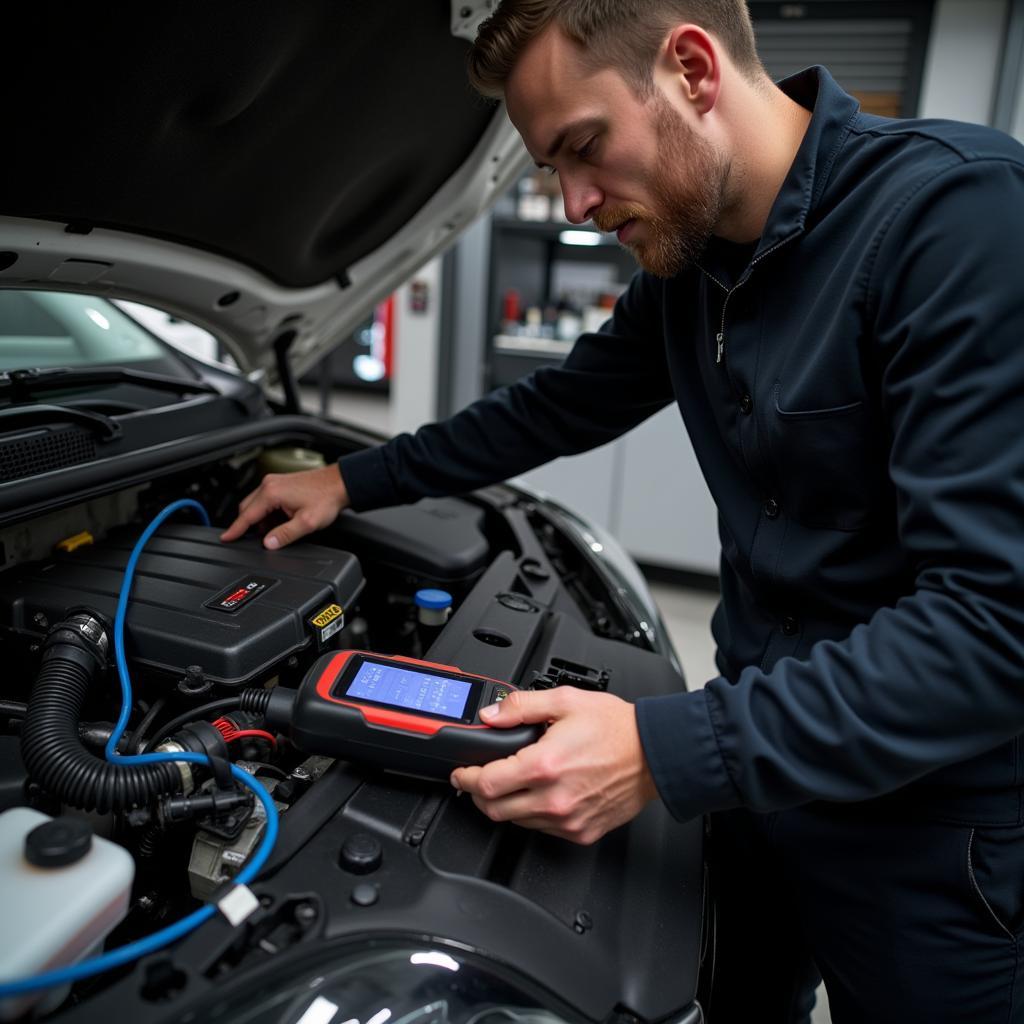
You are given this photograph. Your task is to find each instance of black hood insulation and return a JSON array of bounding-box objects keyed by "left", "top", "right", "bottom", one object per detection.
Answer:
[{"left": 0, "top": 1, "right": 495, "bottom": 288}]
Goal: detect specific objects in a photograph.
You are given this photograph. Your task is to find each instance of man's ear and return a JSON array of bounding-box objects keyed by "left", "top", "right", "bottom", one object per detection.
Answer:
[{"left": 658, "top": 25, "right": 720, "bottom": 114}]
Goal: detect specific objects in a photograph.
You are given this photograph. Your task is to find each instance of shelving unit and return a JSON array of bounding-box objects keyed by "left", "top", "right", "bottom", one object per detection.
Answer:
[{"left": 485, "top": 211, "right": 634, "bottom": 389}]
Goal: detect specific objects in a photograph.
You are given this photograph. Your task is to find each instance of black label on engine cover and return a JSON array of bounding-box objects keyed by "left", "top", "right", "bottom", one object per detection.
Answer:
[{"left": 205, "top": 575, "right": 278, "bottom": 614}]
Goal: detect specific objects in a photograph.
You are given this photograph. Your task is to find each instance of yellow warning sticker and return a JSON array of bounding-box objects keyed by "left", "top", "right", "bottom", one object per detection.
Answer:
[
  {"left": 309, "top": 603, "right": 345, "bottom": 646},
  {"left": 310, "top": 604, "right": 343, "bottom": 629}
]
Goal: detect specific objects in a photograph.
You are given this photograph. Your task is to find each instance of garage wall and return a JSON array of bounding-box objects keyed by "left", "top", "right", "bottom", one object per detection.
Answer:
[
  {"left": 918, "top": 0, "right": 1007, "bottom": 123},
  {"left": 391, "top": 258, "right": 443, "bottom": 437},
  {"left": 1000, "top": 0, "right": 1024, "bottom": 141}
]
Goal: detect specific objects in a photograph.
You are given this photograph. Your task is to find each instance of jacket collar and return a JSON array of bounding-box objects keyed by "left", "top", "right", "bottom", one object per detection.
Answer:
[{"left": 752, "top": 66, "right": 861, "bottom": 259}]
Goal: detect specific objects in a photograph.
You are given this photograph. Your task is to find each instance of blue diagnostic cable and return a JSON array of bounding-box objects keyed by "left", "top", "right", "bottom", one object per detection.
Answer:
[{"left": 0, "top": 500, "right": 279, "bottom": 999}]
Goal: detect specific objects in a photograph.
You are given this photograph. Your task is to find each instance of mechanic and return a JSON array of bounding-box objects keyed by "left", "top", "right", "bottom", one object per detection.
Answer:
[{"left": 222, "top": 1, "right": 1024, "bottom": 1019}]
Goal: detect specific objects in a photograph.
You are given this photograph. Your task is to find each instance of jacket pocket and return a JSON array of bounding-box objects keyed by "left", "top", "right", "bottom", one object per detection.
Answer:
[
  {"left": 768, "top": 385, "right": 890, "bottom": 531},
  {"left": 967, "top": 826, "right": 1024, "bottom": 939}
]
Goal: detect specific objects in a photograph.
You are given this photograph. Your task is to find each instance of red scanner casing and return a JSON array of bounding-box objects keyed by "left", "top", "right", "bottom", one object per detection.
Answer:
[{"left": 285, "top": 650, "right": 544, "bottom": 778}]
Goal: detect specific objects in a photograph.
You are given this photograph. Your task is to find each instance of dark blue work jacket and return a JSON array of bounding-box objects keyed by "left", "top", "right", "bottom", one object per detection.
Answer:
[{"left": 341, "top": 68, "right": 1024, "bottom": 826}]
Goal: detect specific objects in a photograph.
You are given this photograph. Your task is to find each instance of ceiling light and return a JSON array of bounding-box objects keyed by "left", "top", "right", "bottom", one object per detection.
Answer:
[{"left": 559, "top": 230, "right": 602, "bottom": 247}]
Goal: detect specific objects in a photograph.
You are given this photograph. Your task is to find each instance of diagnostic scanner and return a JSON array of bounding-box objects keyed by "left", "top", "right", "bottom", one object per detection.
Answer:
[{"left": 263, "top": 650, "right": 543, "bottom": 778}]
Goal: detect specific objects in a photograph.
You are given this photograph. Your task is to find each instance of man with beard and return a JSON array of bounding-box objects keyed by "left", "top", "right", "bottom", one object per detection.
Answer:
[{"left": 222, "top": 1, "right": 1024, "bottom": 1018}]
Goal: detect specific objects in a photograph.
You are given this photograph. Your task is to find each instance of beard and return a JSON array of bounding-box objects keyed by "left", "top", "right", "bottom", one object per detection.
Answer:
[{"left": 591, "top": 93, "right": 728, "bottom": 278}]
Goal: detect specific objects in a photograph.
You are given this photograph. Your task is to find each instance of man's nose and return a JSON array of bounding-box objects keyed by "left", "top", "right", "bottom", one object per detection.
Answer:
[{"left": 560, "top": 177, "right": 603, "bottom": 224}]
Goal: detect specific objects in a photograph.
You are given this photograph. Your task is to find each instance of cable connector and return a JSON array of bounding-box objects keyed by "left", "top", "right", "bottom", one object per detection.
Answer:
[
  {"left": 217, "top": 884, "right": 260, "bottom": 927},
  {"left": 160, "top": 789, "right": 252, "bottom": 826},
  {"left": 212, "top": 716, "right": 278, "bottom": 749}
]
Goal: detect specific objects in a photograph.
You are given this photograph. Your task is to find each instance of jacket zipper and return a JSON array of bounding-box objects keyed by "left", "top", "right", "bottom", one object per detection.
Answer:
[
  {"left": 699, "top": 236, "right": 798, "bottom": 365},
  {"left": 716, "top": 288, "right": 737, "bottom": 365},
  {"left": 697, "top": 267, "right": 732, "bottom": 365}
]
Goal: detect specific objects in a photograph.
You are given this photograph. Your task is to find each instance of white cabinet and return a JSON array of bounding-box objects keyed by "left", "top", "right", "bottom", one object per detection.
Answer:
[
  {"left": 518, "top": 405, "right": 720, "bottom": 576},
  {"left": 616, "top": 406, "right": 720, "bottom": 574}
]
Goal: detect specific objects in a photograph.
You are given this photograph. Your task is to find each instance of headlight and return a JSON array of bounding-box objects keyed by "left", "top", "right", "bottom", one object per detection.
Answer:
[{"left": 199, "top": 940, "right": 585, "bottom": 1024}]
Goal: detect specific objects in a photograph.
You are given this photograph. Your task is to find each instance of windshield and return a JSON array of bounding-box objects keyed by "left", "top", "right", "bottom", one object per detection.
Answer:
[{"left": 0, "top": 290, "right": 192, "bottom": 376}]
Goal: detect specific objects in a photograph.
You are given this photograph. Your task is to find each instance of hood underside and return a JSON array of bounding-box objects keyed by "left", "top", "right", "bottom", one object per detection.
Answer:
[{"left": 0, "top": 0, "right": 527, "bottom": 379}]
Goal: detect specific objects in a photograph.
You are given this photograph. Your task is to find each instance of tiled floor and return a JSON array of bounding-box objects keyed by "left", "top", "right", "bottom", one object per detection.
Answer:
[{"left": 314, "top": 389, "right": 833, "bottom": 1023}]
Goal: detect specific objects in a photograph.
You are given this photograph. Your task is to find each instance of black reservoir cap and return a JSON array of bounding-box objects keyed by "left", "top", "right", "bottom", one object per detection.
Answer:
[{"left": 25, "top": 816, "right": 93, "bottom": 868}]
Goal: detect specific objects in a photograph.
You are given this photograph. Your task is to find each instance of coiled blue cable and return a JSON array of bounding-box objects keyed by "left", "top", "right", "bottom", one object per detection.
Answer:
[{"left": 0, "top": 500, "right": 279, "bottom": 999}]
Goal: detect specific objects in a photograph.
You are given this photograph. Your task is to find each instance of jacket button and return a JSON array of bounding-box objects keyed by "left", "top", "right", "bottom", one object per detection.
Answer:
[
  {"left": 764, "top": 498, "right": 780, "bottom": 519},
  {"left": 739, "top": 393, "right": 753, "bottom": 415},
  {"left": 781, "top": 616, "right": 799, "bottom": 637}
]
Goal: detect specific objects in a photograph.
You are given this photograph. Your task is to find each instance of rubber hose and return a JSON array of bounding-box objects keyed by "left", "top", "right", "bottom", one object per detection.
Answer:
[
  {"left": 239, "top": 689, "right": 272, "bottom": 716},
  {"left": 127, "top": 695, "right": 167, "bottom": 754},
  {"left": 20, "top": 624, "right": 181, "bottom": 814}
]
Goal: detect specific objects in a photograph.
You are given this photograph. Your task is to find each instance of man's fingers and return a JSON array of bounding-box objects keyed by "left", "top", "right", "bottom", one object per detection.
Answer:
[
  {"left": 451, "top": 767, "right": 543, "bottom": 820},
  {"left": 477, "top": 687, "right": 572, "bottom": 728},
  {"left": 470, "top": 790, "right": 550, "bottom": 824},
  {"left": 263, "top": 511, "right": 320, "bottom": 551},
  {"left": 451, "top": 728, "right": 563, "bottom": 799},
  {"left": 221, "top": 499, "right": 317, "bottom": 550},
  {"left": 451, "top": 764, "right": 479, "bottom": 793},
  {"left": 236, "top": 489, "right": 262, "bottom": 517},
  {"left": 465, "top": 792, "right": 599, "bottom": 845},
  {"left": 452, "top": 751, "right": 532, "bottom": 800},
  {"left": 219, "top": 496, "right": 277, "bottom": 542},
  {"left": 451, "top": 691, "right": 576, "bottom": 796},
  {"left": 218, "top": 518, "right": 247, "bottom": 542},
  {"left": 221, "top": 465, "right": 348, "bottom": 549}
]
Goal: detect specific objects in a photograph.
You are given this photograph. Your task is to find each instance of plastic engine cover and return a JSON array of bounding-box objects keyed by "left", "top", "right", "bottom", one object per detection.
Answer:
[
  {"left": 330, "top": 498, "right": 489, "bottom": 586},
  {"left": 0, "top": 524, "right": 364, "bottom": 688}
]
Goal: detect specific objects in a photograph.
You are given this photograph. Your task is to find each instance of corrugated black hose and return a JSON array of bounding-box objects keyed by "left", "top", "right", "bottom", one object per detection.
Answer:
[{"left": 20, "top": 612, "right": 182, "bottom": 813}]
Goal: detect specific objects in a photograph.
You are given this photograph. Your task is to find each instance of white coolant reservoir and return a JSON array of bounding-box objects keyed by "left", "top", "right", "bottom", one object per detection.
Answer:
[{"left": 0, "top": 807, "right": 135, "bottom": 1020}]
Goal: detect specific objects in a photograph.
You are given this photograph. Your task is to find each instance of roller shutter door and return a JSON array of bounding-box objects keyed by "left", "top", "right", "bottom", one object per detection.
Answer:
[{"left": 750, "top": 2, "right": 935, "bottom": 117}]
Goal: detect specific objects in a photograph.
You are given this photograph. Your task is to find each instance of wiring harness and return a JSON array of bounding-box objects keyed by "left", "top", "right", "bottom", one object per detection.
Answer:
[{"left": 0, "top": 499, "right": 280, "bottom": 1000}]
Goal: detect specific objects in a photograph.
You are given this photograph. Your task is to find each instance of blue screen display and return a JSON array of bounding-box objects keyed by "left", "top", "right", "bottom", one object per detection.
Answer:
[{"left": 346, "top": 662, "right": 472, "bottom": 720}]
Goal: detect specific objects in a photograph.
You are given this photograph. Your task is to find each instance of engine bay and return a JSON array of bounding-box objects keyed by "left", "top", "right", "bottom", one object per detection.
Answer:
[{"left": 0, "top": 445, "right": 704, "bottom": 1024}]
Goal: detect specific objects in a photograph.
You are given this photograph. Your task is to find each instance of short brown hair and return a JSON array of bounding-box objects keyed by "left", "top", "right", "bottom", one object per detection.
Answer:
[{"left": 468, "top": 0, "right": 764, "bottom": 98}]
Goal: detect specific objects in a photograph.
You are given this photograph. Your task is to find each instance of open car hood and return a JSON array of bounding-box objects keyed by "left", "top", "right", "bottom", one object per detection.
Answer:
[{"left": 0, "top": 0, "right": 527, "bottom": 382}]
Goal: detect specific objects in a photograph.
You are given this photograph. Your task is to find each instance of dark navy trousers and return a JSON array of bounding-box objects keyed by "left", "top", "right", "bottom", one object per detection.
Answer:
[{"left": 705, "top": 804, "right": 1024, "bottom": 1022}]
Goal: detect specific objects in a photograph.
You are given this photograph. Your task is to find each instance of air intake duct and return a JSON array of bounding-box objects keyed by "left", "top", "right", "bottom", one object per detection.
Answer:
[{"left": 20, "top": 613, "right": 182, "bottom": 813}]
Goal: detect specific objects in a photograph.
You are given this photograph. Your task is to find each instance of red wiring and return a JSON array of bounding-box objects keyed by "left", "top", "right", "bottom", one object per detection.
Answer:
[
  {"left": 212, "top": 717, "right": 277, "bottom": 748},
  {"left": 227, "top": 729, "right": 278, "bottom": 747}
]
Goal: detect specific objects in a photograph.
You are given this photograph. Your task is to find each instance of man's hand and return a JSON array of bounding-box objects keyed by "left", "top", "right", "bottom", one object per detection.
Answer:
[
  {"left": 220, "top": 463, "right": 350, "bottom": 550},
  {"left": 450, "top": 687, "right": 659, "bottom": 845}
]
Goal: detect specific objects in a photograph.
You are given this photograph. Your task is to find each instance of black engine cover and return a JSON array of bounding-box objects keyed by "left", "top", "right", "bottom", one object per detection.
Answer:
[{"left": 0, "top": 524, "right": 364, "bottom": 687}]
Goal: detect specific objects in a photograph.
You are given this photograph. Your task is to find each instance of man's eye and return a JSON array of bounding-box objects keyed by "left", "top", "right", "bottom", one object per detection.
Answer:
[{"left": 576, "top": 139, "right": 595, "bottom": 160}]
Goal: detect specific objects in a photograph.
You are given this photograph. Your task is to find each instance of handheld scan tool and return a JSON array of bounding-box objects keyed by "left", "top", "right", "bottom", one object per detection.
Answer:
[{"left": 265, "top": 650, "right": 543, "bottom": 778}]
